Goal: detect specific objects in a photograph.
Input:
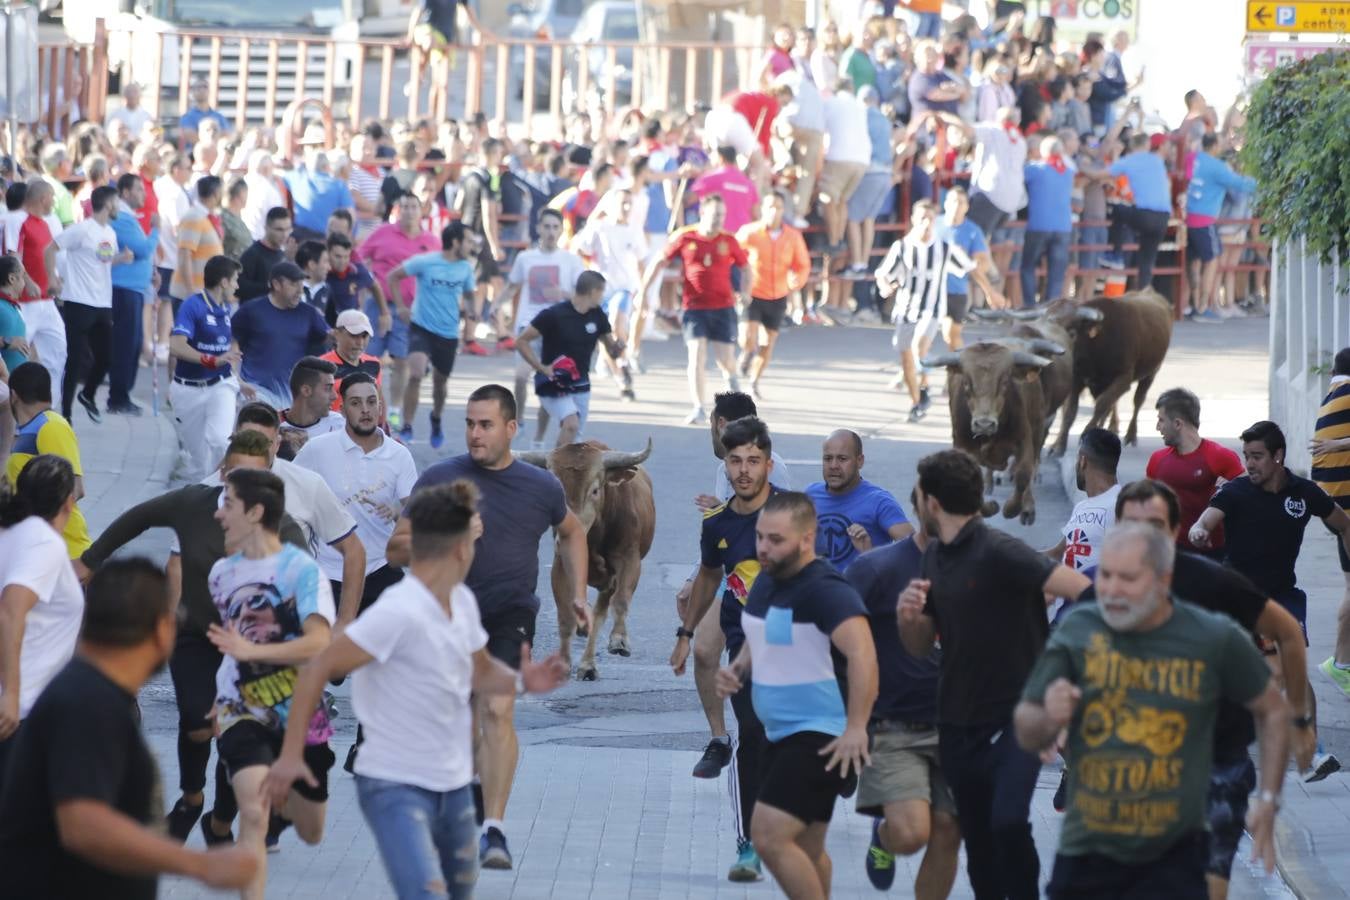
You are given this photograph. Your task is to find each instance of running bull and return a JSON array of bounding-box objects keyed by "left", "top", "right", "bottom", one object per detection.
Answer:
[
  {"left": 923, "top": 341, "right": 1058, "bottom": 525},
  {"left": 516, "top": 439, "right": 655, "bottom": 680}
]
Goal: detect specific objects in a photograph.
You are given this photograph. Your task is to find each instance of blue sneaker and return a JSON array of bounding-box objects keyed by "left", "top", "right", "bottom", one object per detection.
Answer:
[
  {"left": 1193, "top": 309, "right": 1223, "bottom": 324},
  {"left": 865, "top": 818, "right": 896, "bottom": 889},
  {"left": 728, "top": 839, "right": 763, "bottom": 882},
  {"left": 480, "top": 826, "right": 513, "bottom": 869},
  {"left": 429, "top": 415, "right": 444, "bottom": 449},
  {"left": 398, "top": 425, "right": 413, "bottom": 444}
]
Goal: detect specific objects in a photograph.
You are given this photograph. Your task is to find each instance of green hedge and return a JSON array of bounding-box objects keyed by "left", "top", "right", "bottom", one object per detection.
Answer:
[{"left": 1240, "top": 50, "right": 1350, "bottom": 264}]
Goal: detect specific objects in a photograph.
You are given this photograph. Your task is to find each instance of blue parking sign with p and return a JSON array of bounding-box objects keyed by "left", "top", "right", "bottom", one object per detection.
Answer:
[{"left": 1276, "top": 5, "right": 1296, "bottom": 25}]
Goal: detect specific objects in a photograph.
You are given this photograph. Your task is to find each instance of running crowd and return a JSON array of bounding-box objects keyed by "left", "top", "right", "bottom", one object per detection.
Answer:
[
  {"left": 0, "top": 3, "right": 1336, "bottom": 900},
  {"left": 4, "top": 349, "right": 1350, "bottom": 899}
]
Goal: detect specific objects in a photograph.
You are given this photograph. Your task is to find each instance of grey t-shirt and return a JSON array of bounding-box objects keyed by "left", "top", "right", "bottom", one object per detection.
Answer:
[{"left": 410, "top": 454, "right": 568, "bottom": 617}]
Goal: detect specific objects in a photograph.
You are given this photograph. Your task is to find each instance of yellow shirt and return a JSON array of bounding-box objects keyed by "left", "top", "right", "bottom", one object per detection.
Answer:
[
  {"left": 1313, "top": 377, "right": 1350, "bottom": 507},
  {"left": 6, "top": 409, "right": 91, "bottom": 558}
]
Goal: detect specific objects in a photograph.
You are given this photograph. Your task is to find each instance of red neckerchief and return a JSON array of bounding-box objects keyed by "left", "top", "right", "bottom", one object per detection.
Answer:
[
  {"left": 1046, "top": 153, "right": 1067, "bottom": 174},
  {"left": 360, "top": 164, "right": 381, "bottom": 176},
  {"left": 208, "top": 213, "right": 223, "bottom": 238},
  {"left": 1003, "top": 121, "right": 1021, "bottom": 141}
]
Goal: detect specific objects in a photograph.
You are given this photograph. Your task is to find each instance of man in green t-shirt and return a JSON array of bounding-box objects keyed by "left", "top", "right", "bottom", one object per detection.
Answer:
[{"left": 1014, "top": 522, "right": 1291, "bottom": 899}]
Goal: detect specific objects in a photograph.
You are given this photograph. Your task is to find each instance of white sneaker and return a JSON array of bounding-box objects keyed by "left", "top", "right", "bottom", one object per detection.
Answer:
[
  {"left": 684, "top": 407, "right": 707, "bottom": 425},
  {"left": 1307, "top": 752, "right": 1342, "bottom": 783}
]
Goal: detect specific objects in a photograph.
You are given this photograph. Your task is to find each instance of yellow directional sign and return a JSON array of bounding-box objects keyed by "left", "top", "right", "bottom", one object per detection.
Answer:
[{"left": 1247, "top": 1, "right": 1350, "bottom": 32}]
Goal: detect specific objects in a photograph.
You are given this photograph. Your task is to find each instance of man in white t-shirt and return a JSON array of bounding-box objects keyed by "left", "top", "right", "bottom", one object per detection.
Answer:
[
  {"left": 499, "top": 209, "right": 585, "bottom": 438},
  {"left": 105, "top": 82, "right": 154, "bottom": 141},
  {"left": 278, "top": 356, "right": 346, "bottom": 460},
  {"left": 0, "top": 456, "right": 84, "bottom": 776},
  {"left": 819, "top": 80, "right": 872, "bottom": 254},
  {"left": 294, "top": 372, "right": 417, "bottom": 626},
  {"left": 263, "top": 480, "right": 567, "bottom": 900},
  {"left": 1044, "top": 427, "right": 1122, "bottom": 579},
  {"left": 53, "top": 185, "right": 133, "bottom": 424}
]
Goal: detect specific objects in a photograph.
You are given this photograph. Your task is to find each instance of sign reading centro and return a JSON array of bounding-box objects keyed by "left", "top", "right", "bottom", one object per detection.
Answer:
[{"left": 1246, "top": 0, "right": 1350, "bottom": 33}]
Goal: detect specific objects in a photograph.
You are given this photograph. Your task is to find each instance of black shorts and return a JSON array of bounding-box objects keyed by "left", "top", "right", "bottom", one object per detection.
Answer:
[
  {"left": 408, "top": 323, "right": 459, "bottom": 376},
  {"left": 169, "top": 629, "right": 223, "bottom": 733},
  {"left": 747, "top": 297, "right": 787, "bottom": 332},
  {"left": 330, "top": 565, "right": 405, "bottom": 619},
  {"left": 1205, "top": 758, "right": 1256, "bottom": 878},
  {"left": 481, "top": 605, "right": 537, "bottom": 669},
  {"left": 217, "top": 720, "right": 336, "bottom": 802},
  {"left": 1273, "top": 587, "right": 1308, "bottom": 644},
  {"left": 1187, "top": 224, "right": 1221, "bottom": 262},
  {"left": 757, "top": 731, "right": 858, "bottom": 825},
  {"left": 946, "top": 292, "right": 970, "bottom": 324},
  {"left": 682, "top": 306, "right": 737, "bottom": 344},
  {"left": 475, "top": 239, "right": 501, "bottom": 281}
]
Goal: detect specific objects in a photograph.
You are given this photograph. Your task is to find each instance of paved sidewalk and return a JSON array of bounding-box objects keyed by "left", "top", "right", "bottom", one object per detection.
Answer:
[{"left": 1057, "top": 315, "right": 1350, "bottom": 900}]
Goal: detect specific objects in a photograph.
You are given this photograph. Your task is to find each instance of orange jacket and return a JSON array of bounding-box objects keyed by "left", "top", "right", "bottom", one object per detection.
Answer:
[{"left": 735, "top": 222, "right": 811, "bottom": 300}]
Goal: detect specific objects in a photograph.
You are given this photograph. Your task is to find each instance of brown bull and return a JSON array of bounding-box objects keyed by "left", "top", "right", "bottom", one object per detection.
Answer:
[
  {"left": 1034, "top": 291, "right": 1173, "bottom": 457},
  {"left": 923, "top": 341, "right": 1055, "bottom": 525},
  {"left": 517, "top": 439, "right": 655, "bottom": 681},
  {"left": 974, "top": 303, "right": 1106, "bottom": 453}
]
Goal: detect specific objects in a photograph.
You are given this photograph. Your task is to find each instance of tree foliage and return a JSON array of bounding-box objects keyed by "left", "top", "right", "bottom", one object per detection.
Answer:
[{"left": 1240, "top": 50, "right": 1350, "bottom": 264}]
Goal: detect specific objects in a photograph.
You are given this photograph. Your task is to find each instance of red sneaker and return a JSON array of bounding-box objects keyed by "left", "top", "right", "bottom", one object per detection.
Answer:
[
  {"left": 497, "top": 336, "right": 517, "bottom": 352},
  {"left": 463, "top": 341, "right": 489, "bottom": 357}
]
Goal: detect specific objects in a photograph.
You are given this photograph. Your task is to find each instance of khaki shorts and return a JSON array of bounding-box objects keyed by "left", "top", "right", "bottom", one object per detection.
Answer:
[
  {"left": 856, "top": 723, "right": 956, "bottom": 818},
  {"left": 817, "top": 160, "right": 867, "bottom": 206}
]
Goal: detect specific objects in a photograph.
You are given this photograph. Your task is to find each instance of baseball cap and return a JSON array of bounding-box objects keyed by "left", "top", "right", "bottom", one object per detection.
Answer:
[
  {"left": 1148, "top": 132, "right": 1167, "bottom": 150},
  {"left": 335, "top": 309, "right": 374, "bottom": 335},
  {"left": 269, "top": 260, "right": 305, "bottom": 283}
]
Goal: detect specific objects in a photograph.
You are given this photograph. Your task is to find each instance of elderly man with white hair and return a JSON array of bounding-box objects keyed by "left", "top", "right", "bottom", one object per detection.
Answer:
[
  {"left": 242, "top": 150, "right": 287, "bottom": 239},
  {"left": 1019, "top": 133, "right": 1077, "bottom": 307},
  {"left": 1015, "top": 521, "right": 1291, "bottom": 899}
]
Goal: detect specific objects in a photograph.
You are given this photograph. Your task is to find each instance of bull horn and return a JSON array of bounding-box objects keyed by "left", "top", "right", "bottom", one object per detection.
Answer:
[
  {"left": 1012, "top": 351, "right": 1052, "bottom": 369},
  {"left": 967, "top": 308, "right": 1010, "bottom": 322},
  {"left": 1026, "top": 339, "right": 1066, "bottom": 357},
  {"left": 1075, "top": 306, "right": 1105, "bottom": 322},
  {"left": 1006, "top": 308, "right": 1047, "bottom": 321},
  {"left": 921, "top": 353, "right": 963, "bottom": 369},
  {"left": 514, "top": 450, "right": 550, "bottom": 468},
  {"left": 601, "top": 437, "right": 654, "bottom": 470}
]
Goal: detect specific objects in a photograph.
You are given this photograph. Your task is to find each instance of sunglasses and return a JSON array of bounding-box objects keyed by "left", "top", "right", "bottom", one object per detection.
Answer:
[{"left": 226, "top": 591, "right": 274, "bottom": 622}]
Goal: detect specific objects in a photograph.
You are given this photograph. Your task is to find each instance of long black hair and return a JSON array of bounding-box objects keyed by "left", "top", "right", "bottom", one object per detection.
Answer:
[{"left": 0, "top": 454, "right": 76, "bottom": 528}]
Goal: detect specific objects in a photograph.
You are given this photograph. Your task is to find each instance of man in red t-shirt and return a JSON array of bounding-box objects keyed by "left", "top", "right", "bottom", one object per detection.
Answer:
[
  {"left": 637, "top": 194, "right": 748, "bottom": 424},
  {"left": 1146, "top": 387, "right": 1243, "bottom": 556},
  {"left": 12, "top": 180, "right": 68, "bottom": 394}
]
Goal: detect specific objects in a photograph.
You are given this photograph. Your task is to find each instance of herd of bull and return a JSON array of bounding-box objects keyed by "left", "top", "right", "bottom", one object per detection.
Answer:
[
  {"left": 921, "top": 289, "right": 1175, "bottom": 526},
  {"left": 508, "top": 290, "right": 1175, "bottom": 679}
]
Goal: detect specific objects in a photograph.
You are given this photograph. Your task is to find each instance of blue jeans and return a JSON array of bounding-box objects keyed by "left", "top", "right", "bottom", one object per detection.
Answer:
[
  {"left": 356, "top": 776, "right": 478, "bottom": 900},
  {"left": 1020, "top": 230, "right": 1071, "bottom": 307},
  {"left": 109, "top": 287, "right": 145, "bottom": 407}
]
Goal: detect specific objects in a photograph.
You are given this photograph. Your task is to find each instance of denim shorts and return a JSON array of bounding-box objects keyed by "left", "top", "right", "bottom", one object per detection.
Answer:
[
  {"left": 366, "top": 296, "right": 411, "bottom": 359},
  {"left": 356, "top": 776, "right": 478, "bottom": 900}
]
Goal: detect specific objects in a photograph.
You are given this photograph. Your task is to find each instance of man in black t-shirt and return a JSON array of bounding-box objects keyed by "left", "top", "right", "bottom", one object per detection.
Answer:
[
  {"left": 898, "top": 449, "right": 1089, "bottom": 900},
  {"left": 516, "top": 270, "right": 628, "bottom": 447},
  {"left": 455, "top": 138, "right": 505, "bottom": 280},
  {"left": 845, "top": 490, "right": 961, "bottom": 895},
  {"left": 0, "top": 559, "right": 256, "bottom": 897},
  {"left": 1109, "top": 478, "right": 1313, "bottom": 897},
  {"left": 1191, "top": 420, "right": 1350, "bottom": 784}
]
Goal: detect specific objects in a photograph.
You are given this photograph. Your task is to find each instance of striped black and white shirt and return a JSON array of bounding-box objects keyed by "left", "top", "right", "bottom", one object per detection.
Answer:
[{"left": 878, "top": 235, "right": 974, "bottom": 325}]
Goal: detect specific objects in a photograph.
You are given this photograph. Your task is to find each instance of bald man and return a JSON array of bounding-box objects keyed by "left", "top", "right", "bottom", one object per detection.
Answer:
[{"left": 805, "top": 430, "right": 913, "bottom": 570}]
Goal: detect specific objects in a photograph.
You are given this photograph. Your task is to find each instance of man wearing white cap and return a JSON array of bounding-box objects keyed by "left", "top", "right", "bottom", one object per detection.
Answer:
[{"left": 320, "top": 309, "right": 385, "bottom": 413}]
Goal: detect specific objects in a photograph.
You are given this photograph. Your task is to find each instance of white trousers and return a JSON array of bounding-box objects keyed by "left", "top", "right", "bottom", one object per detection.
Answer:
[
  {"left": 170, "top": 376, "right": 239, "bottom": 482},
  {"left": 18, "top": 300, "right": 67, "bottom": 396}
]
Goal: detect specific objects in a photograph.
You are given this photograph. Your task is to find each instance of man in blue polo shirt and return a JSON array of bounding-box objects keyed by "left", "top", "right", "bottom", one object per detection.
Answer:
[
  {"left": 938, "top": 186, "right": 1003, "bottom": 351},
  {"left": 1105, "top": 132, "right": 1172, "bottom": 289},
  {"left": 385, "top": 221, "right": 477, "bottom": 448},
  {"left": 230, "top": 261, "right": 330, "bottom": 408},
  {"left": 805, "top": 430, "right": 912, "bottom": 570},
  {"left": 1021, "top": 134, "right": 1077, "bottom": 307}
]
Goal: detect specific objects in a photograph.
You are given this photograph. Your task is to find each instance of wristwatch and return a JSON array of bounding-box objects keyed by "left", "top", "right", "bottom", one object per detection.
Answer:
[
  {"left": 1293, "top": 715, "right": 1314, "bottom": 729},
  {"left": 676, "top": 626, "right": 695, "bottom": 640},
  {"left": 1257, "top": 789, "right": 1281, "bottom": 810}
]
